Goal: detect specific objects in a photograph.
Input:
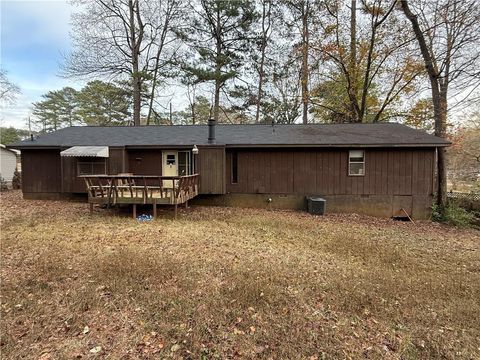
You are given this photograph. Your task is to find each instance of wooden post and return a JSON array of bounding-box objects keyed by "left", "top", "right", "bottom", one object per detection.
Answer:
[
  {"left": 153, "top": 199, "right": 157, "bottom": 220},
  {"left": 133, "top": 204, "right": 137, "bottom": 219},
  {"left": 174, "top": 203, "right": 178, "bottom": 220},
  {"left": 185, "top": 199, "right": 188, "bottom": 208},
  {"left": 89, "top": 202, "right": 94, "bottom": 215}
]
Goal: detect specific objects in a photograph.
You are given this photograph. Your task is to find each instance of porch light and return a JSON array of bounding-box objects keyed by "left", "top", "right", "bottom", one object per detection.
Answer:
[{"left": 192, "top": 145, "right": 199, "bottom": 174}]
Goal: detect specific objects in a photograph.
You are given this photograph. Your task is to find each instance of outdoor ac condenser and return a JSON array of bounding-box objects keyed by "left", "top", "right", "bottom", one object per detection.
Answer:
[{"left": 307, "top": 197, "right": 326, "bottom": 215}]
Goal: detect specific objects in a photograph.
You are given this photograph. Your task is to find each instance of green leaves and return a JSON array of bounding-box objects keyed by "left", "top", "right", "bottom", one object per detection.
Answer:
[
  {"left": 75, "top": 81, "right": 132, "bottom": 126},
  {"left": 181, "top": 0, "right": 258, "bottom": 119},
  {"left": 32, "top": 88, "right": 79, "bottom": 132},
  {"left": 32, "top": 81, "right": 132, "bottom": 131}
]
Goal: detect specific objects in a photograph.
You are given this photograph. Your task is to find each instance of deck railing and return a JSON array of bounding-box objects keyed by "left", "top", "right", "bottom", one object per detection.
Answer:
[{"left": 80, "top": 174, "right": 199, "bottom": 218}]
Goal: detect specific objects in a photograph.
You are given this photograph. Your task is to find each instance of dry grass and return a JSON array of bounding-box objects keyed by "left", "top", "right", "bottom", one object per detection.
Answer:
[{"left": 1, "top": 190, "right": 479, "bottom": 359}]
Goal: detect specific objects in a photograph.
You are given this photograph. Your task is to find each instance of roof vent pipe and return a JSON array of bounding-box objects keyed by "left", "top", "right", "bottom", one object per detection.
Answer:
[{"left": 208, "top": 118, "right": 216, "bottom": 144}]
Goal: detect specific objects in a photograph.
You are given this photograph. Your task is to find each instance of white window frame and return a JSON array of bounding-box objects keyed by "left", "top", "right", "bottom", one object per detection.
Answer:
[{"left": 348, "top": 150, "right": 365, "bottom": 176}]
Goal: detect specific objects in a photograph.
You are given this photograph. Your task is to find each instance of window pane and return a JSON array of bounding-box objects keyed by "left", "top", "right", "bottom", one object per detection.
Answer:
[
  {"left": 78, "top": 163, "right": 92, "bottom": 175},
  {"left": 166, "top": 154, "right": 176, "bottom": 165},
  {"left": 179, "top": 165, "right": 187, "bottom": 176},
  {"left": 92, "top": 163, "right": 106, "bottom": 174},
  {"left": 349, "top": 150, "right": 364, "bottom": 162},
  {"left": 178, "top": 152, "right": 190, "bottom": 175},
  {"left": 78, "top": 161, "right": 106, "bottom": 175},
  {"left": 349, "top": 162, "right": 364, "bottom": 175}
]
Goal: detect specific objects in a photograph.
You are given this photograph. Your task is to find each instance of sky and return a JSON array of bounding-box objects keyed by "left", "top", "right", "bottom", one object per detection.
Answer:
[{"left": 1, "top": 0, "right": 80, "bottom": 129}]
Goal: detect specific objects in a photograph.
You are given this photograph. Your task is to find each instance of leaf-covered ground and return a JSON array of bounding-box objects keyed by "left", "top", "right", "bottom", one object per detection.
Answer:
[{"left": 1, "top": 190, "right": 479, "bottom": 359}]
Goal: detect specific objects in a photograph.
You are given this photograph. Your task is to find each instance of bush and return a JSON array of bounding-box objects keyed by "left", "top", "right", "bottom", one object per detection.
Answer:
[
  {"left": 432, "top": 201, "right": 476, "bottom": 228},
  {"left": 0, "top": 177, "right": 8, "bottom": 192},
  {"left": 12, "top": 169, "right": 21, "bottom": 189}
]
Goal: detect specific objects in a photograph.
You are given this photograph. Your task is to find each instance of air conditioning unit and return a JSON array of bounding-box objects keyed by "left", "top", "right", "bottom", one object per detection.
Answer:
[{"left": 307, "top": 197, "right": 326, "bottom": 215}]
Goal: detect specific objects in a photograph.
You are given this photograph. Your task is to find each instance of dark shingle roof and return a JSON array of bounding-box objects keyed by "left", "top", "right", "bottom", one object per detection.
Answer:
[{"left": 8, "top": 123, "right": 449, "bottom": 148}]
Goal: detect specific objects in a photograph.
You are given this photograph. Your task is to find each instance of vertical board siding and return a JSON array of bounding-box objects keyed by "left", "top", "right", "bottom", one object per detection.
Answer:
[
  {"left": 198, "top": 147, "right": 225, "bottom": 194},
  {"left": 226, "top": 148, "right": 435, "bottom": 196},
  {"left": 127, "top": 149, "right": 162, "bottom": 175},
  {"left": 22, "top": 150, "right": 62, "bottom": 193},
  {"left": 109, "top": 148, "right": 126, "bottom": 174},
  {"left": 61, "top": 157, "right": 85, "bottom": 193}
]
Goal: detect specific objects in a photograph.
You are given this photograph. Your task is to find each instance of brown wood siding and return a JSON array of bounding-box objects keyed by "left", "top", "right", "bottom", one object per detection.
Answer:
[
  {"left": 127, "top": 150, "right": 162, "bottom": 175},
  {"left": 198, "top": 147, "right": 225, "bottom": 194},
  {"left": 226, "top": 148, "right": 435, "bottom": 196},
  {"left": 61, "top": 157, "right": 84, "bottom": 193},
  {"left": 109, "top": 148, "right": 126, "bottom": 174},
  {"left": 21, "top": 149, "right": 61, "bottom": 193},
  {"left": 60, "top": 148, "right": 125, "bottom": 193}
]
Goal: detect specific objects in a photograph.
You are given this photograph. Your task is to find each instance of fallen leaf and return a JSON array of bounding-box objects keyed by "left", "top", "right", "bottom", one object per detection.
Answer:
[{"left": 90, "top": 346, "right": 102, "bottom": 354}]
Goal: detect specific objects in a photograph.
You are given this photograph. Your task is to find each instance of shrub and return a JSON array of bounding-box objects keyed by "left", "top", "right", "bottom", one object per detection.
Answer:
[
  {"left": 432, "top": 201, "right": 476, "bottom": 228},
  {"left": 12, "top": 169, "right": 21, "bottom": 189},
  {"left": 0, "top": 177, "right": 8, "bottom": 192}
]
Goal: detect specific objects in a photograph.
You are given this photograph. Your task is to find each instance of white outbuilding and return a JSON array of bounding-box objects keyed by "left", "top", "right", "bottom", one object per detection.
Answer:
[{"left": 0, "top": 144, "right": 19, "bottom": 185}]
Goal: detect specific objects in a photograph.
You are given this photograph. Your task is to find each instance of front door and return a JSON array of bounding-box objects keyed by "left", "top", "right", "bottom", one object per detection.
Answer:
[{"left": 162, "top": 151, "right": 178, "bottom": 187}]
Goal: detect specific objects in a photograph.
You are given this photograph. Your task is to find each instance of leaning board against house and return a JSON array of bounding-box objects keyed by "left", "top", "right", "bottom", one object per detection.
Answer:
[{"left": 8, "top": 123, "right": 449, "bottom": 219}]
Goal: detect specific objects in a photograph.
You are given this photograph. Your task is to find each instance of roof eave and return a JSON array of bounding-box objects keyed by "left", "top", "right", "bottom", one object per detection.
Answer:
[{"left": 225, "top": 143, "right": 450, "bottom": 148}]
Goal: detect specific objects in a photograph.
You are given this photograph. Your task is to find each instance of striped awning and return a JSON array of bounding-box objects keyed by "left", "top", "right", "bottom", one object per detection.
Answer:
[{"left": 60, "top": 146, "right": 109, "bottom": 158}]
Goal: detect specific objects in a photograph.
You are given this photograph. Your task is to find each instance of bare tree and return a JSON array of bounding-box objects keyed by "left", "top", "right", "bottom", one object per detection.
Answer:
[
  {"left": 63, "top": 0, "right": 182, "bottom": 126},
  {"left": 0, "top": 69, "right": 20, "bottom": 105},
  {"left": 400, "top": 0, "right": 480, "bottom": 207}
]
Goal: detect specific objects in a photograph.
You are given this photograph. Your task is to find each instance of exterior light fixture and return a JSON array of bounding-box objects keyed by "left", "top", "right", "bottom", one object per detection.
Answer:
[{"left": 192, "top": 145, "right": 199, "bottom": 174}]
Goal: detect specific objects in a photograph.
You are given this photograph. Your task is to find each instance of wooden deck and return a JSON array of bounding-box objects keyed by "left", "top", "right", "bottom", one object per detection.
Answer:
[{"left": 81, "top": 174, "right": 199, "bottom": 219}]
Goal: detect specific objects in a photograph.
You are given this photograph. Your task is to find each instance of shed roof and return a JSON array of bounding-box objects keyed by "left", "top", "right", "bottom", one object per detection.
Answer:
[
  {"left": 8, "top": 123, "right": 450, "bottom": 149},
  {"left": 1, "top": 144, "right": 20, "bottom": 155},
  {"left": 60, "top": 146, "right": 109, "bottom": 157}
]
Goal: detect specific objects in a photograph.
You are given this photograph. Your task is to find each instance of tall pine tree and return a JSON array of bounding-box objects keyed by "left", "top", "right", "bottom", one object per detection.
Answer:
[{"left": 181, "top": 0, "right": 257, "bottom": 122}]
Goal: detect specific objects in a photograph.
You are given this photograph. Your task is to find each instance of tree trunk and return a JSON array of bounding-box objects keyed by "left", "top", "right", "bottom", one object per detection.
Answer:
[
  {"left": 191, "top": 86, "right": 196, "bottom": 125},
  {"left": 348, "top": 0, "right": 360, "bottom": 123},
  {"left": 213, "top": 78, "right": 221, "bottom": 122},
  {"left": 213, "top": 6, "right": 221, "bottom": 122},
  {"left": 129, "top": 0, "right": 141, "bottom": 126},
  {"left": 401, "top": 0, "right": 448, "bottom": 207},
  {"left": 435, "top": 90, "right": 448, "bottom": 208},
  {"left": 255, "top": 1, "right": 270, "bottom": 123},
  {"left": 146, "top": 7, "right": 170, "bottom": 126},
  {"left": 146, "top": 65, "right": 159, "bottom": 125},
  {"left": 301, "top": 1, "right": 309, "bottom": 124}
]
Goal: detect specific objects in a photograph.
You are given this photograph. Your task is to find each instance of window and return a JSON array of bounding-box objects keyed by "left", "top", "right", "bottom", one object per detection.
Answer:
[
  {"left": 349, "top": 150, "right": 365, "bottom": 176},
  {"left": 231, "top": 151, "right": 238, "bottom": 184},
  {"left": 166, "top": 154, "right": 176, "bottom": 166},
  {"left": 178, "top": 151, "right": 191, "bottom": 175},
  {"left": 77, "top": 160, "right": 107, "bottom": 175}
]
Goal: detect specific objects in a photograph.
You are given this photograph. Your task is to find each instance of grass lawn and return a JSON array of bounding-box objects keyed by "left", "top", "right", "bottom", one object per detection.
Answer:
[{"left": 1, "top": 190, "right": 479, "bottom": 359}]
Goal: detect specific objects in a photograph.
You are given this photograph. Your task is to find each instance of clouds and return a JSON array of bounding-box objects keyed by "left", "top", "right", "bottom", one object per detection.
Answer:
[{"left": 1, "top": 0, "right": 81, "bottom": 128}]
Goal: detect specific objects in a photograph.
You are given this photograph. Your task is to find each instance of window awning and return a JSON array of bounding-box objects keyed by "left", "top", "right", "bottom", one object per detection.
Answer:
[{"left": 60, "top": 146, "right": 109, "bottom": 158}]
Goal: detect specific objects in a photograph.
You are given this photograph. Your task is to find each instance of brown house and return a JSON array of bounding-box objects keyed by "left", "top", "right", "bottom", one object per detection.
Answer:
[{"left": 9, "top": 122, "right": 449, "bottom": 219}]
